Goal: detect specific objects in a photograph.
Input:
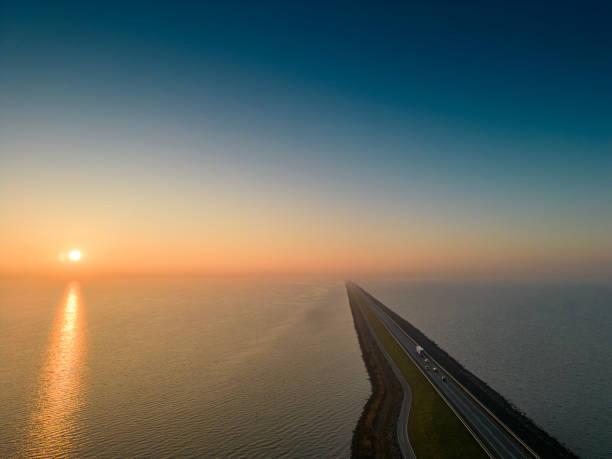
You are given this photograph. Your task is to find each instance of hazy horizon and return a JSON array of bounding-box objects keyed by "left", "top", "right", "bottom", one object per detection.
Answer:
[
  {"left": 2, "top": 4, "right": 611, "bottom": 457},
  {"left": 2, "top": 1, "right": 611, "bottom": 279}
]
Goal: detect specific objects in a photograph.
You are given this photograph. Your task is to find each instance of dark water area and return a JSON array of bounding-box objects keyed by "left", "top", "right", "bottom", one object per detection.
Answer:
[
  {"left": 0, "top": 278, "right": 369, "bottom": 458},
  {"left": 360, "top": 280, "right": 612, "bottom": 459}
]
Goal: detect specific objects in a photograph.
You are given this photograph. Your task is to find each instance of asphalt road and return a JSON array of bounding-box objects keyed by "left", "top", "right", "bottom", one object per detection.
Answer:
[
  {"left": 353, "top": 284, "right": 537, "bottom": 459},
  {"left": 353, "top": 292, "right": 417, "bottom": 459}
]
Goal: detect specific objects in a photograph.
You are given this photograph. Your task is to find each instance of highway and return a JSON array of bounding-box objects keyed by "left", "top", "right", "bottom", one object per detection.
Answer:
[
  {"left": 353, "top": 290, "right": 417, "bottom": 459},
  {"left": 350, "top": 283, "right": 537, "bottom": 459}
]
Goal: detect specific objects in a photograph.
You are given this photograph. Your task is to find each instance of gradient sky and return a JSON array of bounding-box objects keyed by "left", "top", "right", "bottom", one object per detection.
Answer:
[{"left": 1, "top": 1, "right": 611, "bottom": 278}]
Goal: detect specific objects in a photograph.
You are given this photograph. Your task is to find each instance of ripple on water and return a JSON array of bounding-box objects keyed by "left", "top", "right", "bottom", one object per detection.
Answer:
[{"left": 1, "top": 279, "right": 370, "bottom": 458}]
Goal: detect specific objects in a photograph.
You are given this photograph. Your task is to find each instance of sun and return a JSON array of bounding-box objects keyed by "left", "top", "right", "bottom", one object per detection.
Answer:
[{"left": 68, "top": 250, "right": 82, "bottom": 261}]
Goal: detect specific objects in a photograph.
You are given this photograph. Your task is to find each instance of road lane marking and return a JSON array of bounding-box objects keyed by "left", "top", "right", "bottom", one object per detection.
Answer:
[
  {"left": 384, "top": 315, "right": 524, "bottom": 458},
  {"left": 351, "top": 290, "right": 416, "bottom": 459},
  {"left": 356, "top": 286, "right": 539, "bottom": 458},
  {"left": 352, "top": 289, "right": 494, "bottom": 459}
]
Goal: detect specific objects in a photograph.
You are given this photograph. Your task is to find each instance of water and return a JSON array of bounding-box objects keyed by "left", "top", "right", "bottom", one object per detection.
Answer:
[
  {"left": 3, "top": 277, "right": 609, "bottom": 458},
  {"left": 0, "top": 278, "right": 369, "bottom": 458},
  {"left": 361, "top": 280, "right": 612, "bottom": 459}
]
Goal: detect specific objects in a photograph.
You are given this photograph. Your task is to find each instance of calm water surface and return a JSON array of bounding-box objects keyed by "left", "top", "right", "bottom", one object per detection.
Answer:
[
  {"left": 0, "top": 278, "right": 369, "bottom": 458},
  {"left": 3, "top": 277, "right": 610, "bottom": 458},
  {"left": 362, "top": 280, "right": 612, "bottom": 459}
]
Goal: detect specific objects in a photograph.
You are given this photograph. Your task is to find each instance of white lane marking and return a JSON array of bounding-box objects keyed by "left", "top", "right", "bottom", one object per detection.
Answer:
[
  {"left": 386, "top": 317, "right": 525, "bottom": 458},
  {"left": 352, "top": 290, "right": 494, "bottom": 459},
  {"left": 358, "top": 287, "right": 539, "bottom": 458},
  {"left": 352, "top": 292, "right": 416, "bottom": 459}
]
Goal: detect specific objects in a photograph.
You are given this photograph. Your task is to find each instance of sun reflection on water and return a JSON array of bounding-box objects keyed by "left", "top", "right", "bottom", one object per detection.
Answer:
[{"left": 24, "top": 282, "right": 87, "bottom": 458}]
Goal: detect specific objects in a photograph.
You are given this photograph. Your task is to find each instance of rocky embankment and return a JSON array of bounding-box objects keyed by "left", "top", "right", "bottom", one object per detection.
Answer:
[
  {"left": 348, "top": 288, "right": 403, "bottom": 458},
  {"left": 358, "top": 287, "right": 577, "bottom": 459}
]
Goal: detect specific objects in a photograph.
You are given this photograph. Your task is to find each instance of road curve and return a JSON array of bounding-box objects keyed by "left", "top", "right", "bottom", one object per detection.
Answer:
[
  {"left": 351, "top": 287, "right": 417, "bottom": 459},
  {"left": 350, "top": 282, "right": 537, "bottom": 459}
]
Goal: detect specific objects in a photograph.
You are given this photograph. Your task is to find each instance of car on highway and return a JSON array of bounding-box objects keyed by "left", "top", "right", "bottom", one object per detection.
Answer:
[
  {"left": 425, "top": 365, "right": 431, "bottom": 370},
  {"left": 441, "top": 375, "right": 447, "bottom": 382},
  {"left": 433, "top": 367, "right": 438, "bottom": 372}
]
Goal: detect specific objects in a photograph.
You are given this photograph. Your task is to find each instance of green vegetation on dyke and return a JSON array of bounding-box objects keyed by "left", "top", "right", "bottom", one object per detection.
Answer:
[
  {"left": 349, "top": 291, "right": 403, "bottom": 457},
  {"left": 355, "top": 292, "right": 487, "bottom": 459}
]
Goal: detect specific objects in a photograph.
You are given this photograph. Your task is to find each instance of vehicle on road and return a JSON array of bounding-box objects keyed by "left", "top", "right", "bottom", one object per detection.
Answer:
[
  {"left": 441, "top": 375, "right": 447, "bottom": 382},
  {"left": 416, "top": 345, "right": 425, "bottom": 356},
  {"left": 433, "top": 367, "right": 438, "bottom": 372},
  {"left": 424, "top": 358, "right": 430, "bottom": 363},
  {"left": 425, "top": 365, "right": 431, "bottom": 370}
]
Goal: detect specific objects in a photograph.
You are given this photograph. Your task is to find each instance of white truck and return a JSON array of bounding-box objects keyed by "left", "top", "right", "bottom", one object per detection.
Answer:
[{"left": 416, "top": 345, "right": 425, "bottom": 356}]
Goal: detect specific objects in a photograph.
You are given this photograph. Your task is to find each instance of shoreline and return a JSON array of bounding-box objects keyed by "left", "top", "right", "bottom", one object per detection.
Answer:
[
  {"left": 348, "top": 285, "right": 403, "bottom": 458},
  {"left": 348, "top": 283, "right": 486, "bottom": 458},
  {"left": 358, "top": 286, "right": 578, "bottom": 458}
]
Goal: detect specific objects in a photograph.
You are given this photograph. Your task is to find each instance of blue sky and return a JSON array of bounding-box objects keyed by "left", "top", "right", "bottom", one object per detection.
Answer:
[{"left": 1, "top": 1, "right": 611, "bottom": 277}]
